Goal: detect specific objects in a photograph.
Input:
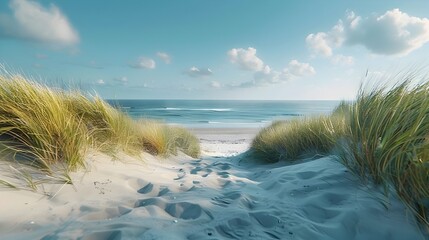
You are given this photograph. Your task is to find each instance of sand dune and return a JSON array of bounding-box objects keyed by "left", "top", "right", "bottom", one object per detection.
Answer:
[{"left": 0, "top": 129, "right": 427, "bottom": 239}]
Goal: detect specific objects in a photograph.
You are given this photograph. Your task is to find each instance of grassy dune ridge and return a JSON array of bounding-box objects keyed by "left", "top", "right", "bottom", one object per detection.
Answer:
[
  {"left": 0, "top": 74, "right": 200, "bottom": 187},
  {"left": 252, "top": 116, "right": 346, "bottom": 162},
  {"left": 251, "top": 75, "right": 429, "bottom": 226}
]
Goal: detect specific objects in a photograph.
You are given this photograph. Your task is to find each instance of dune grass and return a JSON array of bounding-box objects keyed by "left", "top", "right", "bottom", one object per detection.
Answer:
[
  {"left": 136, "top": 120, "right": 200, "bottom": 158},
  {"left": 168, "top": 126, "right": 201, "bottom": 158},
  {"left": 64, "top": 95, "right": 141, "bottom": 155},
  {"left": 0, "top": 75, "right": 88, "bottom": 172},
  {"left": 251, "top": 74, "right": 429, "bottom": 227},
  {"left": 339, "top": 80, "right": 429, "bottom": 225},
  {"left": 0, "top": 74, "right": 200, "bottom": 189},
  {"left": 251, "top": 116, "right": 346, "bottom": 162}
]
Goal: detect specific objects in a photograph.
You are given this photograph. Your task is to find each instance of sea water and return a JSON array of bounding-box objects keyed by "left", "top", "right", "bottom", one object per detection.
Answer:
[{"left": 107, "top": 100, "right": 340, "bottom": 128}]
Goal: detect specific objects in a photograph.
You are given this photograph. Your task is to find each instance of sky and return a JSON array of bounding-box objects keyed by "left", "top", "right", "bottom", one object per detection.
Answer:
[{"left": 1, "top": 0, "right": 429, "bottom": 100}]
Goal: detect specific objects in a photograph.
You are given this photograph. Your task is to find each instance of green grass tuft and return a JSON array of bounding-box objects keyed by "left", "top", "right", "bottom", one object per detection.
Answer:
[
  {"left": 251, "top": 116, "right": 346, "bottom": 162},
  {"left": 0, "top": 75, "right": 88, "bottom": 171},
  {"left": 65, "top": 95, "right": 141, "bottom": 155},
  {"left": 251, "top": 73, "right": 429, "bottom": 227},
  {"left": 339, "top": 78, "right": 429, "bottom": 225},
  {"left": 0, "top": 73, "right": 200, "bottom": 190},
  {"left": 168, "top": 126, "right": 201, "bottom": 158}
]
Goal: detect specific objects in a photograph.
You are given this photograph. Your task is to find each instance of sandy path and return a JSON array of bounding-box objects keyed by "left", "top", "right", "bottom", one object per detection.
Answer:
[{"left": 0, "top": 128, "right": 427, "bottom": 239}]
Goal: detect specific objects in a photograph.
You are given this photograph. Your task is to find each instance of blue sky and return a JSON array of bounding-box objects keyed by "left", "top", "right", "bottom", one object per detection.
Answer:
[{"left": 1, "top": 0, "right": 429, "bottom": 100}]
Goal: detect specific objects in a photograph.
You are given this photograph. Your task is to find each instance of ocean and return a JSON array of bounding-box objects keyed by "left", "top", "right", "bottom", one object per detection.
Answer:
[{"left": 106, "top": 100, "right": 340, "bottom": 128}]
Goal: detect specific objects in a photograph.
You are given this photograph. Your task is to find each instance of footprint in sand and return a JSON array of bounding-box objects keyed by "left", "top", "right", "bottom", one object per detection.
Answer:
[
  {"left": 296, "top": 170, "right": 319, "bottom": 180},
  {"left": 250, "top": 212, "right": 280, "bottom": 228},
  {"left": 211, "top": 191, "right": 243, "bottom": 207},
  {"left": 213, "top": 162, "right": 232, "bottom": 170},
  {"left": 157, "top": 187, "right": 170, "bottom": 197},
  {"left": 211, "top": 191, "right": 258, "bottom": 209},
  {"left": 165, "top": 202, "right": 203, "bottom": 220},
  {"left": 190, "top": 166, "right": 212, "bottom": 177},
  {"left": 137, "top": 183, "right": 154, "bottom": 194},
  {"left": 216, "top": 171, "right": 230, "bottom": 178},
  {"left": 134, "top": 198, "right": 208, "bottom": 220},
  {"left": 78, "top": 230, "right": 122, "bottom": 240},
  {"left": 174, "top": 168, "right": 186, "bottom": 180}
]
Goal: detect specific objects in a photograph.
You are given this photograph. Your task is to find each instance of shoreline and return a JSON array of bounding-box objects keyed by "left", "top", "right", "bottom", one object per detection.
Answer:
[
  {"left": 189, "top": 127, "right": 261, "bottom": 135},
  {"left": 190, "top": 127, "right": 260, "bottom": 158}
]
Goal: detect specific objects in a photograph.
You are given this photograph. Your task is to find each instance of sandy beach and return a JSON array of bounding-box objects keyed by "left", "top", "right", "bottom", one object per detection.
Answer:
[
  {"left": 2, "top": 0, "right": 429, "bottom": 239},
  {"left": 0, "top": 127, "right": 426, "bottom": 240}
]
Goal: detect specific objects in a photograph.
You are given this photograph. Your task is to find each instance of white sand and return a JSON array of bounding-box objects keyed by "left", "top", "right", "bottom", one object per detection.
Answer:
[{"left": 0, "top": 128, "right": 427, "bottom": 239}]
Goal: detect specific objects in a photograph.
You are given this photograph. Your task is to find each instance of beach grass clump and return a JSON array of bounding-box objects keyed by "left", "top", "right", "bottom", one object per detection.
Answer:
[
  {"left": 339, "top": 79, "right": 429, "bottom": 224},
  {"left": 64, "top": 95, "right": 141, "bottom": 154},
  {"left": 251, "top": 115, "right": 346, "bottom": 162},
  {"left": 136, "top": 120, "right": 200, "bottom": 158},
  {"left": 0, "top": 73, "right": 200, "bottom": 189},
  {"left": 137, "top": 120, "right": 171, "bottom": 156},
  {"left": 168, "top": 126, "right": 201, "bottom": 158},
  {"left": 0, "top": 75, "right": 88, "bottom": 171},
  {"left": 332, "top": 100, "right": 352, "bottom": 117},
  {"left": 251, "top": 73, "right": 429, "bottom": 225}
]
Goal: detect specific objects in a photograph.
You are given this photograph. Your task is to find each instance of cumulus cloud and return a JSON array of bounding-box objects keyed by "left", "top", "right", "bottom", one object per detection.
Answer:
[
  {"left": 0, "top": 0, "right": 79, "bottom": 47},
  {"left": 252, "top": 66, "right": 288, "bottom": 86},
  {"left": 129, "top": 57, "right": 156, "bottom": 69},
  {"left": 156, "top": 52, "right": 171, "bottom": 64},
  {"left": 227, "top": 47, "right": 316, "bottom": 88},
  {"left": 228, "top": 47, "right": 264, "bottom": 71},
  {"left": 307, "top": 9, "right": 429, "bottom": 56},
  {"left": 286, "top": 60, "right": 316, "bottom": 77},
  {"left": 238, "top": 60, "right": 316, "bottom": 88},
  {"left": 306, "top": 32, "right": 334, "bottom": 57},
  {"left": 185, "top": 66, "right": 213, "bottom": 78}
]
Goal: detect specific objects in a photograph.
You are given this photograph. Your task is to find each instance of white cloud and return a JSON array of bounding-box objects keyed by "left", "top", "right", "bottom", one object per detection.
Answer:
[
  {"left": 185, "top": 66, "right": 213, "bottom": 78},
  {"left": 0, "top": 0, "right": 79, "bottom": 47},
  {"left": 344, "top": 9, "right": 429, "bottom": 55},
  {"left": 307, "top": 9, "right": 429, "bottom": 56},
  {"left": 286, "top": 60, "right": 316, "bottom": 77},
  {"left": 252, "top": 66, "right": 289, "bottom": 86},
  {"left": 331, "top": 54, "right": 354, "bottom": 66},
  {"left": 156, "top": 52, "right": 171, "bottom": 64},
  {"left": 238, "top": 61, "right": 315, "bottom": 88},
  {"left": 129, "top": 57, "right": 156, "bottom": 69},
  {"left": 227, "top": 47, "right": 316, "bottom": 88},
  {"left": 228, "top": 47, "right": 264, "bottom": 71},
  {"left": 306, "top": 32, "right": 334, "bottom": 57},
  {"left": 306, "top": 22, "right": 344, "bottom": 57}
]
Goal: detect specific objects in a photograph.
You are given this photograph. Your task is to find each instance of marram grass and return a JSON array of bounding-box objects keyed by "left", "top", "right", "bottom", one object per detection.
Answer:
[
  {"left": 0, "top": 75, "right": 88, "bottom": 172},
  {"left": 339, "top": 79, "right": 429, "bottom": 225},
  {"left": 0, "top": 74, "right": 200, "bottom": 189},
  {"left": 64, "top": 95, "right": 141, "bottom": 155},
  {"left": 251, "top": 74, "right": 429, "bottom": 227},
  {"left": 136, "top": 120, "right": 200, "bottom": 158},
  {"left": 251, "top": 116, "right": 346, "bottom": 162}
]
